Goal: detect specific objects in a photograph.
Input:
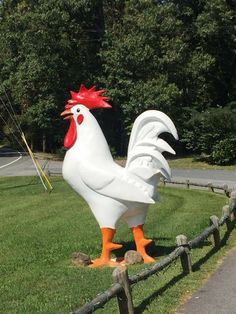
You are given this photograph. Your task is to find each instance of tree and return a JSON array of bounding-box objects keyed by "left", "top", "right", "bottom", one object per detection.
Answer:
[
  {"left": 0, "top": 0, "right": 104, "bottom": 151},
  {"left": 1, "top": 0, "right": 235, "bottom": 158},
  {"left": 100, "top": 0, "right": 184, "bottom": 154},
  {"left": 100, "top": 0, "right": 236, "bottom": 156}
]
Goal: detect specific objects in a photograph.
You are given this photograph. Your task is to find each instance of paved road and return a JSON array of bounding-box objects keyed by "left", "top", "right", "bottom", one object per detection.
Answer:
[
  {"left": 172, "top": 169, "right": 236, "bottom": 190},
  {"left": 0, "top": 155, "right": 62, "bottom": 176},
  {"left": 1, "top": 154, "right": 236, "bottom": 190}
]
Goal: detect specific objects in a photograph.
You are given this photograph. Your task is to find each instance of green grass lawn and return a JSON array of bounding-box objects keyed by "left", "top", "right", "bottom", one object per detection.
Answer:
[
  {"left": 0, "top": 176, "right": 235, "bottom": 314},
  {"left": 168, "top": 156, "right": 236, "bottom": 170},
  {"left": 116, "top": 156, "right": 236, "bottom": 170}
]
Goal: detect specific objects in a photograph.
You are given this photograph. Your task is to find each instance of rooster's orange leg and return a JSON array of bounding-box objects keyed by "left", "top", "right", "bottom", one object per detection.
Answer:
[
  {"left": 131, "top": 224, "right": 155, "bottom": 263},
  {"left": 90, "top": 228, "right": 123, "bottom": 267}
]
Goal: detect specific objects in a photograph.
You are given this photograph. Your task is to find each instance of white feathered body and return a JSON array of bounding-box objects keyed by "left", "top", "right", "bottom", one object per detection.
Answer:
[{"left": 62, "top": 106, "right": 178, "bottom": 229}]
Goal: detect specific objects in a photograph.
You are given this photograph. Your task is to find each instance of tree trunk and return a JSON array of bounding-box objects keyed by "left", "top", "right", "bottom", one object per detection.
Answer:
[
  {"left": 42, "top": 134, "right": 46, "bottom": 153},
  {"left": 30, "top": 138, "right": 34, "bottom": 151}
]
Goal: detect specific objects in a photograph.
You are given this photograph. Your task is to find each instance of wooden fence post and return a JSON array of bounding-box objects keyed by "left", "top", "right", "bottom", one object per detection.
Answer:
[
  {"left": 207, "top": 182, "right": 214, "bottom": 192},
  {"left": 209, "top": 215, "right": 220, "bottom": 247},
  {"left": 229, "top": 191, "right": 236, "bottom": 220},
  {"left": 160, "top": 177, "right": 166, "bottom": 186},
  {"left": 186, "top": 180, "right": 190, "bottom": 189},
  {"left": 223, "top": 184, "right": 229, "bottom": 197},
  {"left": 112, "top": 266, "right": 134, "bottom": 314},
  {"left": 222, "top": 205, "right": 231, "bottom": 231},
  {"left": 176, "top": 235, "right": 192, "bottom": 274}
]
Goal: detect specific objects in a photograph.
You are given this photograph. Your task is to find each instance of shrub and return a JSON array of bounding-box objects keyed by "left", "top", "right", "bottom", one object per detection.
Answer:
[
  {"left": 212, "top": 137, "right": 236, "bottom": 165},
  {"left": 181, "top": 106, "right": 236, "bottom": 155}
]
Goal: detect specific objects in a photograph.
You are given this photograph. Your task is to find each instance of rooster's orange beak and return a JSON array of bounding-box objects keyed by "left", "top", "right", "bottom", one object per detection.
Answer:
[{"left": 61, "top": 109, "right": 73, "bottom": 120}]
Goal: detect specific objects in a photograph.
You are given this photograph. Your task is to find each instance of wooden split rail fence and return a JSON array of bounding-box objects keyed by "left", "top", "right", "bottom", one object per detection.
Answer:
[
  {"left": 48, "top": 169, "right": 231, "bottom": 196},
  {"left": 73, "top": 188, "right": 236, "bottom": 314},
  {"left": 161, "top": 178, "right": 231, "bottom": 196}
]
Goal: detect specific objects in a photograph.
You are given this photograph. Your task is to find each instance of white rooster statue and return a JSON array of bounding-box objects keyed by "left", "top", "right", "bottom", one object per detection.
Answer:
[{"left": 61, "top": 84, "right": 178, "bottom": 267}]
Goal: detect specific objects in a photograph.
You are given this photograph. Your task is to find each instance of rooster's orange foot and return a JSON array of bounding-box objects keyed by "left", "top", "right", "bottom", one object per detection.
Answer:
[
  {"left": 140, "top": 238, "right": 153, "bottom": 247},
  {"left": 136, "top": 238, "right": 155, "bottom": 263},
  {"left": 107, "top": 243, "right": 123, "bottom": 251},
  {"left": 89, "top": 257, "right": 122, "bottom": 268},
  {"left": 89, "top": 239, "right": 123, "bottom": 268},
  {"left": 131, "top": 225, "right": 155, "bottom": 264},
  {"left": 142, "top": 254, "right": 155, "bottom": 263},
  {"left": 138, "top": 239, "right": 155, "bottom": 263}
]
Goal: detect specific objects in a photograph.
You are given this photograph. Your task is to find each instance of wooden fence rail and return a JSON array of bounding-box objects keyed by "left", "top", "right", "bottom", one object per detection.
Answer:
[
  {"left": 161, "top": 178, "right": 231, "bottom": 196},
  {"left": 73, "top": 283, "right": 122, "bottom": 314},
  {"left": 73, "top": 188, "right": 236, "bottom": 314},
  {"left": 48, "top": 170, "right": 231, "bottom": 196}
]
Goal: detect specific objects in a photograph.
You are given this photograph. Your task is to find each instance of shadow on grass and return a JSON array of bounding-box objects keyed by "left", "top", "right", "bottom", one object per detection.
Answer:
[
  {"left": 0, "top": 183, "right": 38, "bottom": 191},
  {"left": 192, "top": 221, "right": 235, "bottom": 272},
  {"left": 135, "top": 271, "right": 186, "bottom": 314},
  {"left": 134, "top": 220, "right": 235, "bottom": 314},
  {"left": 114, "top": 238, "right": 176, "bottom": 259},
  {"left": 0, "top": 177, "right": 40, "bottom": 191}
]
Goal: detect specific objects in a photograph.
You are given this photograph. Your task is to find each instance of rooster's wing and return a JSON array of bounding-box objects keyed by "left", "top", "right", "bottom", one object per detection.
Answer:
[{"left": 79, "top": 160, "right": 155, "bottom": 204}]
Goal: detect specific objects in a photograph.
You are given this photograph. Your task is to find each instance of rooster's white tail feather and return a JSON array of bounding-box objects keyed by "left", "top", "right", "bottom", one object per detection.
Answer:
[{"left": 126, "top": 110, "right": 178, "bottom": 181}]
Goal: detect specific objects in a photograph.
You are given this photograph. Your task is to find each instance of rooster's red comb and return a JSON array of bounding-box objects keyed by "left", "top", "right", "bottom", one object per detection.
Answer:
[{"left": 65, "top": 84, "right": 111, "bottom": 109}]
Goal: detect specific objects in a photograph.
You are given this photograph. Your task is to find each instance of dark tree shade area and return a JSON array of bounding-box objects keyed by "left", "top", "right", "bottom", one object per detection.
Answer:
[{"left": 0, "top": 0, "right": 236, "bottom": 163}]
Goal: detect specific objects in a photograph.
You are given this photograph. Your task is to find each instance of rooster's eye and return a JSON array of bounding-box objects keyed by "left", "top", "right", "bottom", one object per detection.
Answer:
[{"left": 77, "top": 108, "right": 80, "bottom": 113}]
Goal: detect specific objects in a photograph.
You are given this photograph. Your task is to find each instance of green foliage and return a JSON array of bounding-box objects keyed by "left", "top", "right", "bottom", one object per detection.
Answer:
[
  {"left": 99, "top": 0, "right": 236, "bottom": 155},
  {"left": 212, "top": 137, "right": 236, "bottom": 165},
  {"left": 0, "top": 0, "right": 236, "bottom": 157},
  {"left": 0, "top": 0, "right": 104, "bottom": 151},
  {"left": 181, "top": 106, "right": 236, "bottom": 155}
]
